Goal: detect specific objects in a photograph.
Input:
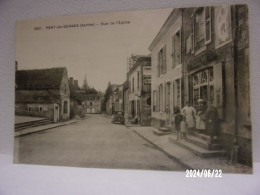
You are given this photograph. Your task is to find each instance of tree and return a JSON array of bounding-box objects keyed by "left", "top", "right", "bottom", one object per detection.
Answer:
[{"left": 102, "top": 82, "right": 112, "bottom": 112}]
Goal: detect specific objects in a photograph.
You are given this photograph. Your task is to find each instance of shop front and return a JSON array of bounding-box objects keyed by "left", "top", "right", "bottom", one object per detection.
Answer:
[{"left": 188, "top": 60, "right": 224, "bottom": 120}]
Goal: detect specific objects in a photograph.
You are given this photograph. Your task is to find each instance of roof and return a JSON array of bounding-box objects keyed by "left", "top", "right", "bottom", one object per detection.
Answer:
[
  {"left": 111, "top": 84, "right": 120, "bottom": 91},
  {"left": 16, "top": 67, "right": 67, "bottom": 90},
  {"left": 127, "top": 56, "right": 151, "bottom": 76},
  {"left": 15, "top": 90, "right": 60, "bottom": 104},
  {"left": 123, "top": 80, "right": 128, "bottom": 90}
]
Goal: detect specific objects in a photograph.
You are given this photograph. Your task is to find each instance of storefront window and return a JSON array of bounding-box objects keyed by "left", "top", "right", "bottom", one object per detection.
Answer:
[{"left": 192, "top": 67, "right": 214, "bottom": 106}]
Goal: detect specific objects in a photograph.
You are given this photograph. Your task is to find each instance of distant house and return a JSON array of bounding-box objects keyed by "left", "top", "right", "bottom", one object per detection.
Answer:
[
  {"left": 15, "top": 67, "right": 70, "bottom": 122},
  {"left": 127, "top": 55, "right": 151, "bottom": 125},
  {"left": 83, "top": 94, "right": 102, "bottom": 114},
  {"left": 68, "top": 77, "right": 85, "bottom": 118},
  {"left": 123, "top": 80, "right": 129, "bottom": 119},
  {"left": 106, "top": 84, "right": 121, "bottom": 115}
]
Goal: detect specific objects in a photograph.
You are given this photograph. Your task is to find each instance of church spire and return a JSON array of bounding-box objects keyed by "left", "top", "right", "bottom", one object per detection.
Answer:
[{"left": 82, "top": 73, "right": 89, "bottom": 90}]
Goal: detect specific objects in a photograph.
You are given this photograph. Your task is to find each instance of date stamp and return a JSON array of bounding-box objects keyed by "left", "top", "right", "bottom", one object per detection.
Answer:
[{"left": 186, "top": 169, "right": 222, "bottom": 178}]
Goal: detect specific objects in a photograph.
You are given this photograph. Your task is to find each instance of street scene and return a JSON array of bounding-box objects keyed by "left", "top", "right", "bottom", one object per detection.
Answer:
[{"left": 14, "top": 5, "right": 252, "bottom": 173}]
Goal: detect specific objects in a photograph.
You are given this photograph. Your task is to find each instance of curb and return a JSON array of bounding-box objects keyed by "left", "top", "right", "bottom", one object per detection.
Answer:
[{"left": 130, "top": 127, "right": 193, "bottom": 170}]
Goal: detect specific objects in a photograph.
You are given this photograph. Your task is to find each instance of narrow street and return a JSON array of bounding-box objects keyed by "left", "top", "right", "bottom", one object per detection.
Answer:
[{"left": 14, "top": 114, "right": 185, "bottom": 171}]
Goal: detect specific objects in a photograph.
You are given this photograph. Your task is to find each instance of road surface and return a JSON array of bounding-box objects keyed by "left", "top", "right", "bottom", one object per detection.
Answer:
[{"left": 14, "top": 114, "right": 185, "bottom": 171}]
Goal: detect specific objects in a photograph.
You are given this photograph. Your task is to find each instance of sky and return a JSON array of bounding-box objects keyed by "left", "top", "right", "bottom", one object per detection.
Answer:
[{"left": 16, "top": 8, "right": 173, "bottom": 91}]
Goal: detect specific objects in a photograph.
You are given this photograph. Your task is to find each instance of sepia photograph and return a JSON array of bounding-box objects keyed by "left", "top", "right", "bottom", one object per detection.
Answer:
[{"left": 14, "top": 5, "right": 252, "bottom": 174}]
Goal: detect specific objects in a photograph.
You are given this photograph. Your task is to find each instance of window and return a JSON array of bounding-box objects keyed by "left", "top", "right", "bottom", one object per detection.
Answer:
[
  {"left": 28, "top": 106, "right": 33, "bottom": 112},
  {"left": 159, "top": 84, "right": 163, "bottom": 111},
  {"left": 192, "top": 68, "right": 214, "bottom": 107},
  {"left": 205, "top": 7, "right": 212, "bottom": 44},
  {"left": 191, "top": 7, "right": 212, "bottom": 53},
  {"left": 173, "top": 30, "right": 181, "bottom": 67},
  {"left": 132, "top": 77, "right": 134, "bottom": 92},
  {"left": 157, "top": 46, "right": 166, "bottom": 76}
]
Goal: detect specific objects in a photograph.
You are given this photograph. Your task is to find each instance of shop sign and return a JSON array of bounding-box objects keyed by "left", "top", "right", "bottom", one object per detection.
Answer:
[
  {"left": 143, "top": 66, "right": 151, "bottom": 75},
  {"left": 143, "top": 76, "right": 151, "bottom": 85}
]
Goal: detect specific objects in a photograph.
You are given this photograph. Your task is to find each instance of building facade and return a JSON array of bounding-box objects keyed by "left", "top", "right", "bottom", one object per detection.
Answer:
[
  {"left": 68, "top": 77, "right": 85, "bottom": 118},
  {"left": 127, "top": 55, "right": 151, "bottom": 125},
  {"left": 15, "top": 67, "right": 70, "bottom": 122},
  {"left": 123, "top": 81, "right": 129, "bottom": 119},
  {"left": 106, "top": 84, "right": 121, "bottom": 115},
  {"left": 149, "top": 5, "right": 251, "bottom": 165},
  {"left": 182, "top": 5, "right": 251, "bottom": 165},
  {"left": 84, "top": 94, "right": 102, "bottom": 114},
  {"left": 149, "top": 9, "right": 183, "bottom": 128}
]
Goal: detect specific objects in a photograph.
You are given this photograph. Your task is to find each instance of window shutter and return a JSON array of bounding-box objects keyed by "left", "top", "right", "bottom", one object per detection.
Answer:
[
  {"left": 157, "top": 52, "right": 160, "bottom": 77},
  {"left": 163, "top": 45, "right": 166, "bottom": 73},
  {"left": 191, "top": 16, "right": 195, "bottom": 53},
  {"left": 205, "top": 6, "right": 212, "bottom": 44},
  {"left": 172, "top": 36, "right": 175, "bottom": 67}
]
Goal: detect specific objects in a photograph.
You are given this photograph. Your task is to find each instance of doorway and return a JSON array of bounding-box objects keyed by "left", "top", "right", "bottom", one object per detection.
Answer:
[
  {"left": 54, "top": 104, "right": 59, "bottom": 123},
  {"left": 166, "top": 82, "right": 171, "bottom": 126}
]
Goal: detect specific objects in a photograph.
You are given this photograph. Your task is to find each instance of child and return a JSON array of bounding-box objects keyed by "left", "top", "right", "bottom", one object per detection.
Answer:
[
  {"left": 174, "top": 108, "right": 182, "bottom": 140},
  {"left": 180, "top": 116, "right": 187, "bottom": 141}
]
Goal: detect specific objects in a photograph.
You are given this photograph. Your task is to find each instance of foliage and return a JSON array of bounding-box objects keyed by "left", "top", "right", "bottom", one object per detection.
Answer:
[{"left": 102, "top": 82, "right": 112, "bottom": 111}]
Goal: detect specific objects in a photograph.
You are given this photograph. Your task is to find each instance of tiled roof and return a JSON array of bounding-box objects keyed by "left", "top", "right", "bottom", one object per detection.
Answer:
[{"left": 16, "top": 67, "right": 66, "bottom": 90}]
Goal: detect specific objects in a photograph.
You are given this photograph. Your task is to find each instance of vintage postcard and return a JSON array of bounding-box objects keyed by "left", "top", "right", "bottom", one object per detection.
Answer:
[{"left": 14, "top": 5, "right": 252, "bottom": 174}]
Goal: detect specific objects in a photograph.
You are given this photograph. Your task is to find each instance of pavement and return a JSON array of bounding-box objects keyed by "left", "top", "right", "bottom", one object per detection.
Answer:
[
  {"left": 15, "top": 119, "right": 77, "bottom": 137},
  {"left": 128, "top": 126, "right": 253, "bottom": 174}
]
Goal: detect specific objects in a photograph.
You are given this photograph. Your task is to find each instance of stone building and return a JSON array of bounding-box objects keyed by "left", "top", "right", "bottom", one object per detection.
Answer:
[
  {"left": 149, "top": 5, "right": 251, "bottom": 165},
  {"left": 149, "top": 9, "right": 183, "bottom": 128},
  {"left": 83, "top": 94, "right": 102, "bottom": 114},
  {"left": 106, "top": 84, "right": 121, "bottom": 115},
  {"left": 68, "top": 77, "right": 85, "bottom": 118},
  {"left": 123, "top": 80, "right": 129, "bottom": 119},
  {"left": 182, "top": 5, "right": 251, "bottom": 165},
  {"left": 15, "top": 67, "right": 70, "bottom": 122},
  {"left": 127, "top": 55, "right": 151, "bottom": 125}
]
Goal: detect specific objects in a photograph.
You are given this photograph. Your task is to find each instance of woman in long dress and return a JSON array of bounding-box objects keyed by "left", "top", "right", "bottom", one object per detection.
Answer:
[
  {"left": 181, "top": 101, "right": 196, "bottom": 130},
  {"left": 195, "top": 99, "right": 206, "bottom": 132}
]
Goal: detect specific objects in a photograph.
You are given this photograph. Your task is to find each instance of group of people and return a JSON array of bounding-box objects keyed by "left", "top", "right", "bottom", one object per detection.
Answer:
[{"left": 174, "top": 100, "right": 219, "bottom": 143}]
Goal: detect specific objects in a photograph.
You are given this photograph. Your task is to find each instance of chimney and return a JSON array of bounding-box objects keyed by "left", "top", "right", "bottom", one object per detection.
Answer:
[
  {"left": 69, "top": 77, "right": 73, "bottom": 83},
  {"left": 74, "top": 80, "right": 79, "bottom": 88}
]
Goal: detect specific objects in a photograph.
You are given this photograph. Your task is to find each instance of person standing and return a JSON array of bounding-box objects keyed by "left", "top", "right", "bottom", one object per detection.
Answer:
[
  {"left": 180, "top": 116, "right": 187, "bottom": 140},
  {"left": 181, "top": 101, "right": 196, "bottom": 131},
  {"left": 196, "top": 99, "right": 206, "bottom": 132},
  {"left": 205, "top": 101, "right": 219, "bottom": 143},
  {"left": 174, "top": 108, "right": 183, "bottom": 140}
]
